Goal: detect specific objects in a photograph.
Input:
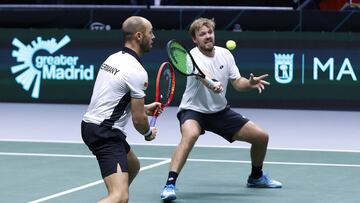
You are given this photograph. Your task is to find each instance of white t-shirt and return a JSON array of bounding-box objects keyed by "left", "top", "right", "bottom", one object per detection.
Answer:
[
  {"left": 83, "top": 48, "right": 148, "bottom": 134},
  {"left": 179, "top": 46, "right": 241, "bottom": 113}
]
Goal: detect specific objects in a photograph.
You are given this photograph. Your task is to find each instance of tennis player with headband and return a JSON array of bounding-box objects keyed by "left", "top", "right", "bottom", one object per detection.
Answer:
[
  {"left": 81, "top": 16, "right": 162, "bottom": 203},
  {"left": 160, "top": 17, "right": 282, "bottom": 201}
]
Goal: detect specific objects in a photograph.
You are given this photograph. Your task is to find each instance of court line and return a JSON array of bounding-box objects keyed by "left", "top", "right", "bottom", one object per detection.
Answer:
[
  {"left": 27, "top": 159, "right": 171, "bottom": 203},
  {"left": 187, "top": 158, "right": 360, "bottom": 168},
  {"left": 132, "top": 143, "right": 360, "bottom": 153},
  {"left": 1, "top": 152, "right": 359, "bottom": 168},
  {"left": 0, "top": 152, "right": 94, "bottom": 158},
  {"left": 1, "top": 139, "right": 359, "bottom": 153},
  {"left": 0, "top": 138, "right": 83, "bottom": 144}
]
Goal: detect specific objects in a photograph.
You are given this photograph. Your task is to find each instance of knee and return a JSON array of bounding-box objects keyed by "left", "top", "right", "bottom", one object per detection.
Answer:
[
  {"left": 133, "top": 159, "right": 140, "bottom": 173},
  {"left": 249, "top": 131, "right": 269, "bottom": 146},
  {"left": 182, "top": 132, "right": 200, "bottom": 144},
  {"left": 259, "top": 132, "right": 269, "bottom": 145},
  {"left": 129, "top": 162, "right": 140, "bottom": 179},
  {"left": 180, "top": 122, "right": 201, "bottom": 144},
  {"left": 128, "top": 152, "right": 140, "bottom": 174}
]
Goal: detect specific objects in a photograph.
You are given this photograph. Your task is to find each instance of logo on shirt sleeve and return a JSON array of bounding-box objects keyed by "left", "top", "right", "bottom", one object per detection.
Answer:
[{"left": 144, "top": 82, "right": 148, "bottom": 89}]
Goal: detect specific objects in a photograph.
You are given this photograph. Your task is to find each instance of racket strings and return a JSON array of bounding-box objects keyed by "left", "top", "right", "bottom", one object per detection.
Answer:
[
  {"left": 168, "top": 42, "right": 193, "bottom": 75},
  {"left": 159, "top": 66, "right": 173, "bottom": 104}
]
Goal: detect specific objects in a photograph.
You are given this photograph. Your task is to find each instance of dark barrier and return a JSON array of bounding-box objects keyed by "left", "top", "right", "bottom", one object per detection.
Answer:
[
  {"left": 1, "top": 29, "right": 359, "bottom": 110},
  {"left": 1, "top": 5, "right": 360, "bottom": 32}
]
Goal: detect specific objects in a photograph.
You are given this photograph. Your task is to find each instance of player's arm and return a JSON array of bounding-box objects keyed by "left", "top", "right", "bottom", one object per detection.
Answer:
[
  {"left": 131, "top": 97, "right": 157, "bottom": 141},
  {"left": 231, "top": 73, "right": 270, "bottom": 93}
]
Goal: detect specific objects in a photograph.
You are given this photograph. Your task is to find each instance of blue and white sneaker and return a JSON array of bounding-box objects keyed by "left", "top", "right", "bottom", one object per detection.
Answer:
[
  {"left": 247, "top": 173, "right": 282, "bottom": 188},
  {"left": 160, "top": 184, "right": 177, "bottom": 201}
]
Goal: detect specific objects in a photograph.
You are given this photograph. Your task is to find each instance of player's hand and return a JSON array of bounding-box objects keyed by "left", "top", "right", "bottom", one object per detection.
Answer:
[
  {"left": 249, "top": 73, "right": 270, "bottom": 93},
  {"left": 211, "top": 80, "right": 224, "bottom": 93},
  {"left": 144, "top": 127, "right": 157, "bottom": 141},
  {"left": 202, "top": 77, "right": 223, "bottom": 93},
  {"left": 145, "top": 102, "right": 163, "bottom": 116}
]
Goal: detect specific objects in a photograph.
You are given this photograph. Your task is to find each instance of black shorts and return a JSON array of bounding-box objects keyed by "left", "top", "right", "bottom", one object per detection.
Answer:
[
  {"left": 177, "top": 106, "right": 249, "bottom": 143},
  {"left": 81, "top": 121, "right": 131, "bottom": 178}
]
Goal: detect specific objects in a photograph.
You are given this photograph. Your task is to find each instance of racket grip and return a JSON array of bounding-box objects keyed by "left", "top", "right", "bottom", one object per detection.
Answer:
[
  {"left": 204, "top": 76, "right": 216, "bottom": 88},
  {"left": 150, "top": 116, "right": 157, "bottom": 127}
]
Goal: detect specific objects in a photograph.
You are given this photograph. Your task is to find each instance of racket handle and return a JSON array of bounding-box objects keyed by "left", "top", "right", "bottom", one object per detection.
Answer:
[
  {"left": 204, "top": 76, "right": 216, "bottom": 88},
  {"left": 203, "top": 77, "right": 224, "bottom": 95},
  {"left": 150, "top": 116, "right": 157, "bottom": 127}
]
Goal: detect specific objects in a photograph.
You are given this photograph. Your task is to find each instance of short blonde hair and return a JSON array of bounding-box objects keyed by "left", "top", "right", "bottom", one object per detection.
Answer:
[{"left": 189, "top": 18, "right": 215, "bottom": 38}]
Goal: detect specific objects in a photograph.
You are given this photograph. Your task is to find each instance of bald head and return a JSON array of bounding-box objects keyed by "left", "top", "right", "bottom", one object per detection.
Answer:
[
  {"left": 121, "top": 16, "right": 154, "bottom": 55},
  {"left": 122, "top": 16, "right": 150, "bottom": 41}
]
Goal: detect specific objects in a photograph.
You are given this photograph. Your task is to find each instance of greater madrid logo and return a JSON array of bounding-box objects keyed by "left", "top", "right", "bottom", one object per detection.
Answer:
[{"left": 11, "top": 35, "right": 94, "bottom": 98}]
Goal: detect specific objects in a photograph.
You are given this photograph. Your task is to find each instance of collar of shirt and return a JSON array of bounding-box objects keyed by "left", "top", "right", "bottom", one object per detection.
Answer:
[{"left": 122, "top": 47, "right": 142, "bottom": 65}]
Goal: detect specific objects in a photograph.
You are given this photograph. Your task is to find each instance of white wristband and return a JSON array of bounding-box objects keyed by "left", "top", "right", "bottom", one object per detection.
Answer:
[{"left": 142, "top": 128, "right": 152, "bottom": 137}]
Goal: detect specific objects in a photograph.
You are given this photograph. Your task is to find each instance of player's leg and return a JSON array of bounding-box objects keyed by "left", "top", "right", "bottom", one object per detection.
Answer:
[
  {"left": 99, "top": 164, "right": 129, "bottom": 203},
  {"left": 127, "top": 149, "right": 140, "bottom": 185},
  {"left": 232, "top": 121, "right": 282, "bottom": 188},
  {"left": 161, "top": 119, "right": 202, "bottom": 201},
  {"left": 170, "top": 119, "right": 202, "bottom": 173},
  {"left": 81, "top": 122, "right": 133, "bottom": 201},
  {"left": 99, "top": 149, "right": 139, "bottom": 203},
  {"left": 232, "top": 121, "right": 268, "bottom": 167}
]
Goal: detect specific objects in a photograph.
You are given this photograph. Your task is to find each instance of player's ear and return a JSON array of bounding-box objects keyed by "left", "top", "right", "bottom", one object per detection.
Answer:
[
  {"left": 192, "top": 36, "right": 197, "bottom": 44},
  {"left": 135, "top": 32, "right": 142, "bottom": 40}
]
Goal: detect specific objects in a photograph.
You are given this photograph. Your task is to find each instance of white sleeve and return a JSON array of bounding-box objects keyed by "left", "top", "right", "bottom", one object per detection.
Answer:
[
  {"left": 124, "top": 67, "right": 147, "bottom": 99},
  {"left": 227, "top": 50, "right": 241, "bottom": 80}
]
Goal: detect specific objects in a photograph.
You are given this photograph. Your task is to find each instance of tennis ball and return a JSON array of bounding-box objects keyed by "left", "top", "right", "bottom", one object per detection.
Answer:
[{"left": 226, "top": 40, "right": 236, "bottom": 50}]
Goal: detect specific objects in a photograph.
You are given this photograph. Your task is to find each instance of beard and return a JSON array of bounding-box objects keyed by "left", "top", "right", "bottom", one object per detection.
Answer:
[
  {"left": 140, "top": 38, "right": 151, "bottom": 53},
  {"left": 202, "top": 45, "right": 214, "bottom": 52},
  {"left": 199, "top": 41, "right": 214, "bottom": 52}
]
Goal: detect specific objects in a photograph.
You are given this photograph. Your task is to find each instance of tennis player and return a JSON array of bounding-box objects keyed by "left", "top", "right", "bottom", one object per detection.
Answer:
[
  {"left": 81, "top": 16, "right": 161, "bottom": 203},
  {"left": 160, "top": 17, "right": 282, "bottom": 201}
]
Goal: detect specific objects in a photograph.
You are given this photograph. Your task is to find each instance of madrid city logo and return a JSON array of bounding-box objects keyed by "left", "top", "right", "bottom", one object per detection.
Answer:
[
  {"left": 274, "top": 53, "right": 294, "bottom": 84},
  {"left": 11, "top": 35, "right": 94, "bottom": 98}
]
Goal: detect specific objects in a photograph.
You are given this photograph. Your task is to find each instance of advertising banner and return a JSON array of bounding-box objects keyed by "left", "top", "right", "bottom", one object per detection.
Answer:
[{"left": 1, "top": 29, "right": 359, "bottom": 110}]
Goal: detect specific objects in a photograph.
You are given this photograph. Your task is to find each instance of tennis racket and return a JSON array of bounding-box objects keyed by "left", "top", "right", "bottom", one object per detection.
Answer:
[
  {"left": 150, "top": 62, "right": 176, "bottom": 127},
  {"left": 166, "top": 39, "right": 217, "bottom": 88}
]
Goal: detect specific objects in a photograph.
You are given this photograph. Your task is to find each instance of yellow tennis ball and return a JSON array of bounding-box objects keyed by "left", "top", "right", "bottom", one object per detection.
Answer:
[{"left": 226, "top": 40, "right": 236, "bottom": 50}]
